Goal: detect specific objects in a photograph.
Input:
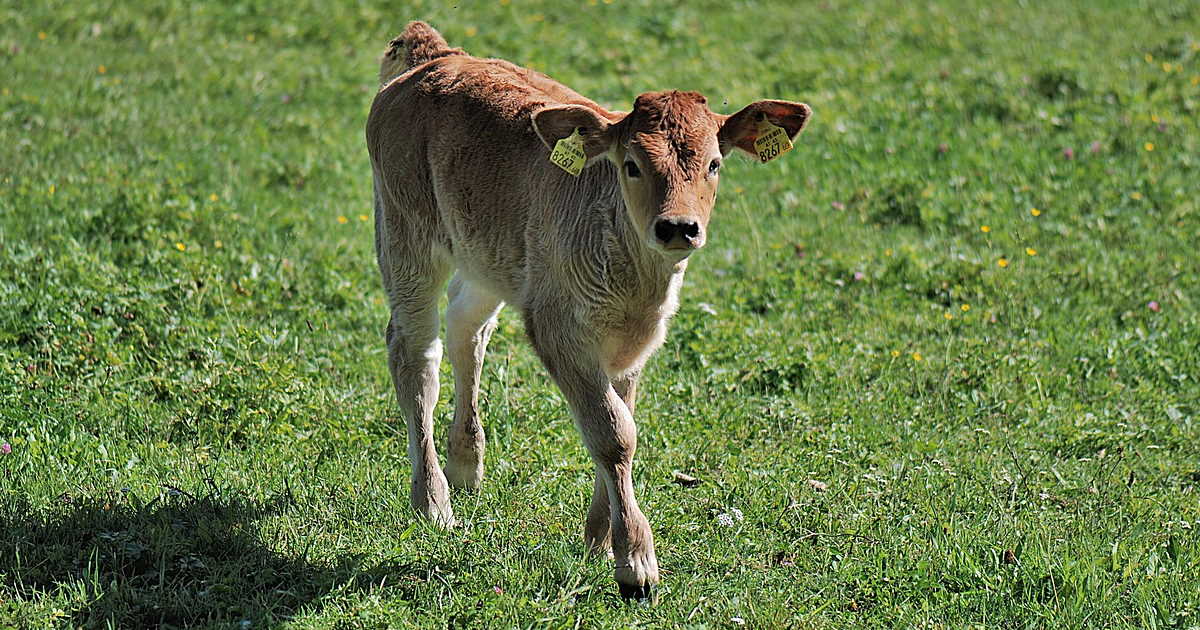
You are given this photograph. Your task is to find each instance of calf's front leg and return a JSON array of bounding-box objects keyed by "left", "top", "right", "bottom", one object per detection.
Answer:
[
  {"left": 527, "top": 321, "right": 659, "bottom": 600},
  {"left": 586, "top": 369, "right": 642, "bottom": 556}
]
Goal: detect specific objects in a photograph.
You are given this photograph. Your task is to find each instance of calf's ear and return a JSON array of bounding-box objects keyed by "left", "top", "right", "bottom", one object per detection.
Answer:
[
  {"left": 717, "top": 100, "right": 812, "bottom": 158},
  {"left": 532, "top": 105, "right": 620, "bottom": 161}
]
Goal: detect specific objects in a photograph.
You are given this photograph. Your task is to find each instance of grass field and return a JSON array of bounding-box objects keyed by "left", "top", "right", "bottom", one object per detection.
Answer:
[{"left": 2, "top": 0, "right": 1199, "bottom": 627}]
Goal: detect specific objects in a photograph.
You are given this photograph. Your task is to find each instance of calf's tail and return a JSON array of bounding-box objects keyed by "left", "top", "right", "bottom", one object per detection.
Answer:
[{"left": 379, "top": 21, "right": 461, "bottom": 86}]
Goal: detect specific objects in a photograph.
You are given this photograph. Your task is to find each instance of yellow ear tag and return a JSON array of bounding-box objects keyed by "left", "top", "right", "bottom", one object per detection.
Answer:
[
  {"left": 753, "top": 117, "right": 793, "bottom": 163},
  {"left": 549, "top": 128, "right": 587, "bottom": 176}
]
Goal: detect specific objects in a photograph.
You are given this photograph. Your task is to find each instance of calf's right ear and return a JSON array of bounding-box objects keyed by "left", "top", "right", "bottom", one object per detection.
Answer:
[{"left": 532, "top": 105, "right": 619, "bottom": 161}]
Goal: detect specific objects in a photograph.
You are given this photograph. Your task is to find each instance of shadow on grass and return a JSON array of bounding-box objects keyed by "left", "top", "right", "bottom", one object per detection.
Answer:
[{"left": 0, "top": 483, "right": 425, "bottom": 628}]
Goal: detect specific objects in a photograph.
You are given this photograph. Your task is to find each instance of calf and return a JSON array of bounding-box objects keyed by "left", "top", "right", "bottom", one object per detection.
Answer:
[{"left": 366, "top": 21, "right": 810, "bottom": 599}]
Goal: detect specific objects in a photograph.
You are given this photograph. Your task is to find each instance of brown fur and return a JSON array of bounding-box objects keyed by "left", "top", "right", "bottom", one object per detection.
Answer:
[
  {"left": 626, "top": 91, "right": 711, "bottom": 175},
  {"left": 379, "top": 21, "right": 464, "bottom": 85},
  {"left": 365, "top": 21, "right": 811, "bottom": 599}
]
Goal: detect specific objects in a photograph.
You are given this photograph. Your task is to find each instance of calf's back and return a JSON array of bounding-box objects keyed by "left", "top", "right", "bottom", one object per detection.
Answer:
[{"left": 367, "top": 48, "right": 619, "bottom": 305}]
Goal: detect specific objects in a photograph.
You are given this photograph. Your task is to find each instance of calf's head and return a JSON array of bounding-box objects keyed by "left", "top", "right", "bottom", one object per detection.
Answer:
[{"left": 534, "top": 91, "right": 811, "bottom": 260}]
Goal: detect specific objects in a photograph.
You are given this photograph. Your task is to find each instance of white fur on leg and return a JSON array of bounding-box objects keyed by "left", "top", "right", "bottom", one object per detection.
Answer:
[
  {"left": 390, "top": 306, "right": 456, "bottom": 528},
  {"left": 444, "top": 275, "right": 503, "bottom": 491}
]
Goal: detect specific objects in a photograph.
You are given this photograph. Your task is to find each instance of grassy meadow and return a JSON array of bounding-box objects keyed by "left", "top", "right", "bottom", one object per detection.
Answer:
[{"left": 2, "top": 0, "right": 1199, "bottom": 627}]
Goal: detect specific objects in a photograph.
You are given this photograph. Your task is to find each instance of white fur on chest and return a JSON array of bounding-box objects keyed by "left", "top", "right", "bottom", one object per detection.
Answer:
[{"left": 597, "top": 271, "right": 684, "bottom": 379}]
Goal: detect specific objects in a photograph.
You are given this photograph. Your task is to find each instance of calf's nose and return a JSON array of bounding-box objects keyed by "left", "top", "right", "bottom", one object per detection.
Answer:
[{"left": 653, "top": 217, "right": 702, "bottom": 249}]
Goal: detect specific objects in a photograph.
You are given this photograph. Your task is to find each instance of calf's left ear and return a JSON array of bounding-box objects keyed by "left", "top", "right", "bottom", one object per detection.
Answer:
[{"left": 717, "top": 100, "right": 812, "bottom": 158}]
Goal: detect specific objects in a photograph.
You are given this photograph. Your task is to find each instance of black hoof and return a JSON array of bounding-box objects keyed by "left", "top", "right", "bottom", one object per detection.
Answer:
[{"left": 618, "top": 582, "right": 657, "bottom": 602}]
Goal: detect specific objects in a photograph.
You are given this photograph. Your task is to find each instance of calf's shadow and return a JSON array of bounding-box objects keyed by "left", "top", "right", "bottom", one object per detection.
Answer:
[{"left": 0, "top": 484, "right": 425, "bottom": 629}]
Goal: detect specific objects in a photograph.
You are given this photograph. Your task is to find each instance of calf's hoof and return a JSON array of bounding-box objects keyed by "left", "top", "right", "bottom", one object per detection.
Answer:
[
  {"left": 618, "top": 581, "right": 657, "bottom": 602},
  {"left": 443, "top": 460, "right": 483, "bottom": 491},
  {"left": 412, "top": 475, "right": 456, "bottom": 528},
  {"left": 413, "top": 497, "right": 456, "bottom": 528},
  {"left": 615, "top": 561, "right": 659, "bottom": 603},
  {"left": 420, "top": 502, "right": 456, "bottom": 529}
]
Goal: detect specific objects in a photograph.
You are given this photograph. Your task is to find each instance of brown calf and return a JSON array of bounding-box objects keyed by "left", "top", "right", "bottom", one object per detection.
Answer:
[{"left": 366, "top": 21, "right": 810, "bottom": 599}]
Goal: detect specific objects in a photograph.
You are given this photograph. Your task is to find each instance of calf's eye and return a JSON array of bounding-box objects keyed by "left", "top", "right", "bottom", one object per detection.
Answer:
[
  {"left": 624, "top": 161, "right": 641, "bottom": 178},
  {"left": 708, "top": 159, "right": 721, "bottom": 176}
]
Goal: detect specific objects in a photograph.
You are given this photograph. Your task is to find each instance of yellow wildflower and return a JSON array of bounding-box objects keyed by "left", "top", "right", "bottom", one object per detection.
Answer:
[
  {"left": 38, "top": 32, "right": 47, "bottom": 40},
  {"left": 944, "top": 312, "right": 954, "bottom": 320},
  {"left": 1151, "top": 114, "right": 1160, "bottom": 124},
  {"left": 1131, "top": 192, "right": 1143, "bottom": 200},
  {"left": 912, "top": 352, "right": 923, "bottom": 361},
  {"left": 358, "top": 214, "right": 369, "bottom": 221},
  {"left": 214, "top": 240, "right": 223, "bottom": 249},
  {"left": 1144, "top": 53, "right": 1153, "bottom": 63},
  {"left": 175, "top": 242, "right": 186, "bottom": 251},
  {"left": 1026, "top": 247, "right": 1037, "bottom": 256},
  {"left": 1030, "top": 208, "right": 1041, "bottom": 217},
  {"left": 961, "top": 304, "right": 971, "bottom": 312},
  {"left": 48, "top": 185, "right": 55, "bottom": 195},
  {"left": 997, "top": 258, "right": 1009, "bottom": 268},
  {"left": 208, "top": 193, "right": 218, "bottom": 202},
  {"left": 891, "top": 350, "right": 901, "bottom": 358},
  {"left": 980, "top": 225, "right": 990, "bottom": 233},
  {"left": 98, "top": 65, "right": 106, "bottom": 74},
  {"left": 337, "top": 215, "right": 348, "bottom": 224},
  {"left": 1144, "top": 142, "right": 1154, "bottom": 152},
  {"left": 1162, "top": 62, "right": 1173, "bottom": 73},
  {"left": 464, "top": 26, "right": 477, "bottom": 37}
]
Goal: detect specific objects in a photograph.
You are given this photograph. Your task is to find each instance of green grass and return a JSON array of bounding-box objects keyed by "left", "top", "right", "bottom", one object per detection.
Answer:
[{"left": 2, "top": 0, "right": 1199, "bottom": 627}]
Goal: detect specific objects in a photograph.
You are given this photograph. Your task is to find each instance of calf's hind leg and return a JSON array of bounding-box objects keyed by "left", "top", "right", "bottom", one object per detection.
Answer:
[
  {"left": 381, "top": 251, "right": 454, "bottom": 527},
  {"left": 444, "top": 273, "right": 503, "bottom": 490}
]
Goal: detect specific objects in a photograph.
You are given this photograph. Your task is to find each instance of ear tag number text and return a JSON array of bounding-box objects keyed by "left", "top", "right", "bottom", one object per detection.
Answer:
[
  {"left": 550, "top": 128, "right": 587, "bottom": 176},
  {"left": 753, "top": 118, "right": 793, "bottom": 163}
]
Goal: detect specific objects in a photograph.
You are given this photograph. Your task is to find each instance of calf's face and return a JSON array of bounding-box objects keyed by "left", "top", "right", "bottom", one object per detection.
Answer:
[
  {"left": 614, "top": 92, "right": 721, "bottom": 258},
  {"left": 533, "top": 92, "right": 811, "bottom": 261}
]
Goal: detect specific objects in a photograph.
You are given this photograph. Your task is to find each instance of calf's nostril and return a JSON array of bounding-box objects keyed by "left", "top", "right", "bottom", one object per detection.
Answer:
[
  {"left": 681, "top": 221, "right": 699, "bottom": 239},
  {"left": 654, "top": 220, "right": 676, "bottom": 244}
]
